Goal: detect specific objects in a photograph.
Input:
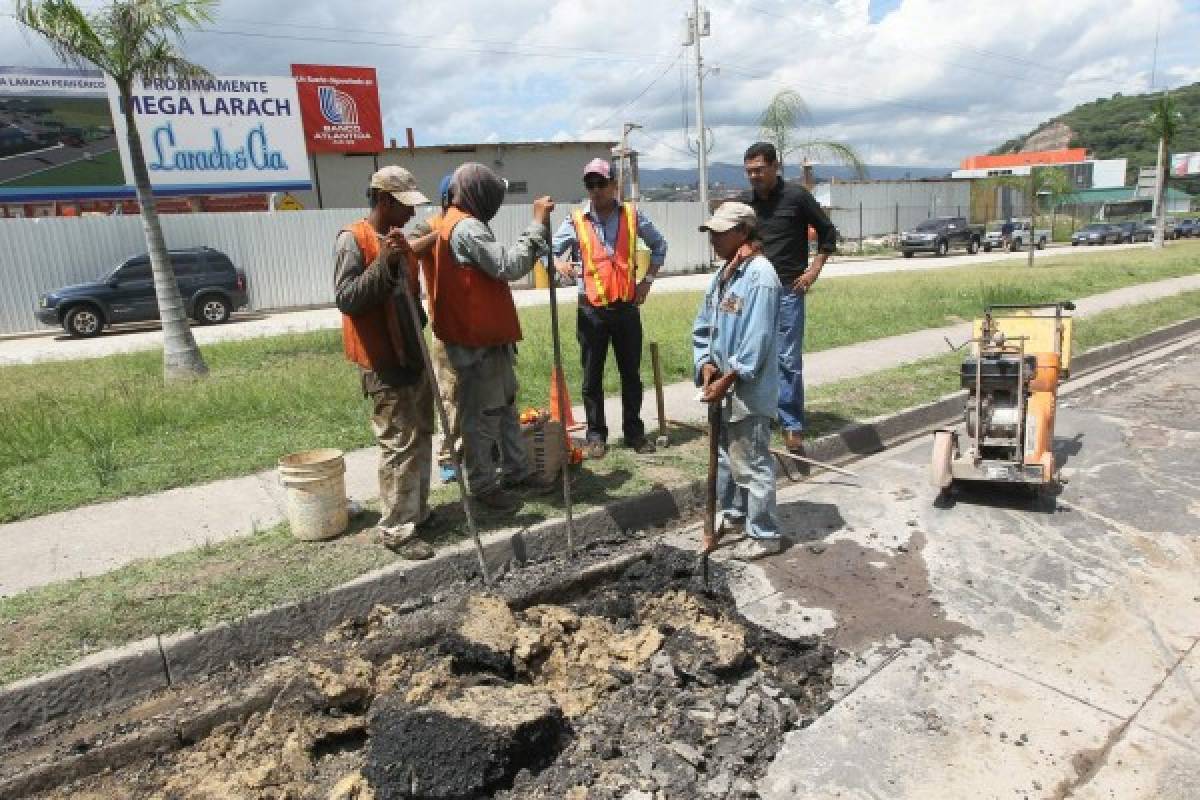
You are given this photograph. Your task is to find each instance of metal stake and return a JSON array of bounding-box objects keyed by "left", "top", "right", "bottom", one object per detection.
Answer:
[{"left": 545, "top": 235, "right": 576, "bottom": 553}]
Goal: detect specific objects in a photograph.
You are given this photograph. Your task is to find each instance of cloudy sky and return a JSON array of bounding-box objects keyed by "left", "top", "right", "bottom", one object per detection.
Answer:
[{"left": 3, "top": 0, "right": 1198, "bottom": 169}]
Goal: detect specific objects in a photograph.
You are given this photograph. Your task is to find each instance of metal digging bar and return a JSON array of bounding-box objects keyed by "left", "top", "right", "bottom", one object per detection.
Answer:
[
  {"left": 545, "top": 233, "right": 576, "bottom": 554},
  {"left": 394, "top": 251, "right": 491, "bottom": 585}
]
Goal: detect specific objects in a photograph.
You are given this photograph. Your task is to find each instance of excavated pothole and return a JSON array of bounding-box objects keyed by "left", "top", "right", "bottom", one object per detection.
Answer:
[{"left": 30, "top": 545, "right": 834, "bottom": 799}]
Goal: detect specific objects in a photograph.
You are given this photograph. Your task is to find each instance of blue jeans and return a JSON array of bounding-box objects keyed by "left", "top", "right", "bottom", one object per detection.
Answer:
[
  {"left": 717, "top": 413, "right": 779, "bottom": 541},
  {"left": 777, "top": 289, "right": 806, "bottom": 432}
]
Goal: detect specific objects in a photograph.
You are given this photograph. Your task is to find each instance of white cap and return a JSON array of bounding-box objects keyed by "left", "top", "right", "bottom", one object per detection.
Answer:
[
  {"left": 369, "top": 166, "right": 429, "bottom": 206},
  {"left": 699, "top": 201, "right": 757, "bottom": 233}
]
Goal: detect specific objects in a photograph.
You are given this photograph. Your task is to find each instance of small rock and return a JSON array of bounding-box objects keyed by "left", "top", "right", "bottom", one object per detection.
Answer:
[
  {"left": 670, "top": 741, "right": 704, "bottom": 767},
  {"left": 896, "top": 544, "right": 909, "bottom": 553},
  {"left": 808, "top": 543, "right": 826, "bottom": 554},
  {"left": 761, "top": 684, "right": 782, "bottom": 699}
]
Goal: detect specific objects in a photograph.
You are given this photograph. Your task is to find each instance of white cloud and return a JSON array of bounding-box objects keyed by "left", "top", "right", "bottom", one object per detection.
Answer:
[{"left": 1, "top": 0, "right": 1196, "bottom": 171}]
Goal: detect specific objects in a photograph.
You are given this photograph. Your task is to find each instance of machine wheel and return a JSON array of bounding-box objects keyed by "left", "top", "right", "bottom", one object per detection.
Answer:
[{"left": 930, "top": 431, "right": 955, "bottom": 491}]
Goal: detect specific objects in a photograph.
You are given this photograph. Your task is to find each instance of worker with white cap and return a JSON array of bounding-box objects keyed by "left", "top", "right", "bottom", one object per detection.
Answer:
[
  {"left": 334, "top": 166, "right": 435, "bottom": 559},
  {"left": 692, "top": 201, "right": 783, "bottom": 560},
  {"left": 551, "top": 157, "right": 668, "bottom": 459}
]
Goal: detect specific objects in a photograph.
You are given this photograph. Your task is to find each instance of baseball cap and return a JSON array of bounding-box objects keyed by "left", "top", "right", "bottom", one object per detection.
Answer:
[
  {"left": 582, "top": 157, "right": 612, "bottom": 179},
  {"left": 699, "top": 201, "right": 757, "bottom": 233},
  {"left": 369, "top": 166, "right": 429, "bottom": 206}
]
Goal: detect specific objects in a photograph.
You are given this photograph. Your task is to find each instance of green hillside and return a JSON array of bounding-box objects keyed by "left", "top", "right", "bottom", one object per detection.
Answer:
[{"left": 991, "top": 82, "right": 1200, "bottom": 197}]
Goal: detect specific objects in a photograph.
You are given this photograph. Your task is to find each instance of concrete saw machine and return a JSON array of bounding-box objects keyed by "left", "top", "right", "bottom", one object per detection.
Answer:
[{"left": 931, "top": 301, "right": 1075, "bottom": 497}]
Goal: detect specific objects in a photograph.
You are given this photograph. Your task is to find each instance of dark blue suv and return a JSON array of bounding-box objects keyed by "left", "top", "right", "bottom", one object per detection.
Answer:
[{"left": 36, "top": 247, "right": 248, "bottom": 338}]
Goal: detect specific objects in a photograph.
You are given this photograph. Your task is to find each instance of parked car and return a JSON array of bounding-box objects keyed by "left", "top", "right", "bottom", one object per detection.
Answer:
[
  {"left": 982, "top": 220, "right": 1051, "bottom": 252},
  {"left": 899, "top": 216, "right": 983, "bottom": 257},
  {"left": 36, "top": 247, "right": 248, "bottom": 338},
  {"left": 1071, "top": 223, "right": 1122, "bottom": 246},
  {"left": 1174, "top": 217, "right": 1200, "bottom": 237},
  {"left": 1142, "top": 218, "right": 1178, "bottom": 239},
  {"left": 1113, "top": 221, "right": 1152, "bottom": 243}
]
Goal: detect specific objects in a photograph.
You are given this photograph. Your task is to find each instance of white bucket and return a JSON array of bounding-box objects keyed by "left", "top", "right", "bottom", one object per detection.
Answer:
[{"left": 278, "top": 448, "right": 349, "bottom": 541}]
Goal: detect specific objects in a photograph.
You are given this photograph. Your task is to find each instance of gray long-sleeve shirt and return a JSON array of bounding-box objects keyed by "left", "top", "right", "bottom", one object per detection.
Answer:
[{"left": 441, "top": 217, "right": 548, "bottom": 372}]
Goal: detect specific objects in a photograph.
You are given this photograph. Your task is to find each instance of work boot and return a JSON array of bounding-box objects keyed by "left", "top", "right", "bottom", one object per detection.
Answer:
[
  {"left": 503, "top": 472, "right": 560, "bottom": 495},
  {"left": 628, "top": 437, "right": 657, "bottom": 454},
  {"left": 730, "top": 537, "right": 783, "bottom": 561},
  {"left": 701, "top": 513, "right": 745, "bottom": 553},
  {"left": 475, "top": 487, "right": 522, "bottom": 511},
  {"left": 389, "top": 539, "right": 436, "bottom": 560},
  {"left": 376, "top": 523, "right": 434, "bottom": 560},
  {"left": 782, "top": 430, "right": 811, "bottom": 476}
]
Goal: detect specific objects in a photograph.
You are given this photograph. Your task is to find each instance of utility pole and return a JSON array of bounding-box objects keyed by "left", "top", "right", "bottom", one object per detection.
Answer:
[
  {"left": 613, "top": 122, "right": 642, "bottom": 203},
  {"left": 686, "top": 1, "right": 711, "bottom": 216}
]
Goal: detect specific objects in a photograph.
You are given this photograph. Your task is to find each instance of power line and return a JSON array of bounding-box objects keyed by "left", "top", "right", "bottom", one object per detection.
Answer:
[
  {"left": 191, "top": 27, "right": 679, "bottom": 66},
  {"left": 592, "top": 50, "right": 684, "bottom": 130}
]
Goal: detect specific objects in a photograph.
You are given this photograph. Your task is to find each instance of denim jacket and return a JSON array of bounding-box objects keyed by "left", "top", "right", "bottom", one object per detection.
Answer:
[{"left": 692, "top": 252, "right": 781, "bottom": 422}]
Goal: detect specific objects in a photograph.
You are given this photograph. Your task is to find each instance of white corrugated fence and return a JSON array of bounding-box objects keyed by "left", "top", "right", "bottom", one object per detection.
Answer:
[{"left": 0, "top": 201, "right": 714, "bottom": 335}]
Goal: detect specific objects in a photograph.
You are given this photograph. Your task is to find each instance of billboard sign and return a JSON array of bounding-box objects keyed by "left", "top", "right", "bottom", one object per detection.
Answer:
[
  {"left": 1171, "top": 152, "right": 1200, "bottom": 177},
  {"left": 108, "top": 74, "right": 311, "bottom": 194},
  {"left": 0, "top": 66, "right": 127, "bottom": 202},
  {"left": 290, "top": 64, "right": 384, "bottom": 153}
]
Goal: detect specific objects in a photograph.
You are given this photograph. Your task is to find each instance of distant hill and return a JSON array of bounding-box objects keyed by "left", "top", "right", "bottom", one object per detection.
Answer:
[
  {"left": 639, "top": 162, "right": 953, "bottom": 190},
  {"left": 990, "top": 82, "right": 1200, "bottom": 196}
]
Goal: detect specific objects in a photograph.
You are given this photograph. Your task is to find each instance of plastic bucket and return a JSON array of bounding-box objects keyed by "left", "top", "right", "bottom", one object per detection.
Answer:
[{"left": 278, "top": 448, "right": 348, "bottom": 541}]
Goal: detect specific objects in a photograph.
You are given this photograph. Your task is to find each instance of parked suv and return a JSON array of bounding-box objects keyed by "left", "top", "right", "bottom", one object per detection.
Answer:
[
  {"left": 36, "top": 247, "right": 248, "bottom": 338},
  {"left": 1113, "top": 221, "right": 1152, "bottom": 243},
  {"left": 1175, "top": 218, "right": 1200, "bottom": 237},
  {"left": 899, "top": 216, "right": 983, "bottom": 257}
]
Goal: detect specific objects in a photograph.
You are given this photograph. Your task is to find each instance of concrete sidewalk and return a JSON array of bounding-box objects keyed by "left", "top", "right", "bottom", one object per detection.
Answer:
[{"left": 2, "top": 273, "right": 1198, "bottom": 597}]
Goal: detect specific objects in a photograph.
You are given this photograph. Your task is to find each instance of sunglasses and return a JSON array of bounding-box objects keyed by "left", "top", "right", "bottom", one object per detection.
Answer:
[{"left": 584, "top": 177, "right": 609, "bottom": 190}]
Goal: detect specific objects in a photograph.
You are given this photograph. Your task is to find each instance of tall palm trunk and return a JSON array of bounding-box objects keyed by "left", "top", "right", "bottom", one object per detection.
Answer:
[
  {"left": 120, "top": 82, "right": 207, "bottom": 379},
  {"left": 1152, "top": 134, "right": 1167, "bottom": 250}
]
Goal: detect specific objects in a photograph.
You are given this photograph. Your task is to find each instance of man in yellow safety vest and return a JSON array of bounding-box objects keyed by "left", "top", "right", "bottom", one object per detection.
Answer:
[{"left": 552, "top": 158, "right": 668, "bottom": 458}]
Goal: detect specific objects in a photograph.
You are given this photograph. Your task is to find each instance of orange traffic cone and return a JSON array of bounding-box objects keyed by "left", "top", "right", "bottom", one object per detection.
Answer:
[{"left": 549, "top": 366, "right": 581, "bottom": 430}]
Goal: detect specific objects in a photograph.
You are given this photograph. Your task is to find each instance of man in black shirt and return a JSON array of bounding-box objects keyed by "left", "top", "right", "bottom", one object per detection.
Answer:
[{"left": 740, "top": 142, "right": 838, "bottom": 453}]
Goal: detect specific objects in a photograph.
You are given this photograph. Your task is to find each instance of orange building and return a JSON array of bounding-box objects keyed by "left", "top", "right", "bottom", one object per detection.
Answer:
[{"left": 959, "top": 149, "right": 1089, "bottom": 170}]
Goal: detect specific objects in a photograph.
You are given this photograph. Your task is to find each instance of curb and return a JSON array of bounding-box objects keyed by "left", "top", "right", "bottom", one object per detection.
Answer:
[{"left": 3, "top": 315, "right": 1198, "bottom": 741}]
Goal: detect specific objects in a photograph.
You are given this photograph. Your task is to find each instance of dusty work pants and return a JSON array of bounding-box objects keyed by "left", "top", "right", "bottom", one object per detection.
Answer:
[
  {"left": 450, "top": 345, "right": 531, "bottom": 496},
  {"left": 717, "top": 412, "right": 779, "bottom": 541},
  {"left": 431, "top": 338, "right": 461, "bottom": 467},
  {"left": 368, "top": 373, "right": 434, "bottom": 539},
  {"left": 577, "top": 299, "right": 646, "bottom": 445}
]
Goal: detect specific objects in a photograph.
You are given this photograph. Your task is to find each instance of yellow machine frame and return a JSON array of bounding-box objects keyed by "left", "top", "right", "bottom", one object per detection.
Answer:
[{"left": 933, "top": 301, "right": 1075, "bottom": 490}]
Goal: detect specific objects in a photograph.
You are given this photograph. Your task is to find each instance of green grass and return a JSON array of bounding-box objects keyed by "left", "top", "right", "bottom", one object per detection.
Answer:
[
  {"left": 1, "top": 241, "right": 1198, "bottom": 523},
  {"left": 1, "top": 289, "right": 1197, "bottom": 685},
  {"left": 4, "top": 149, "right": 124, "bottom": 188}
]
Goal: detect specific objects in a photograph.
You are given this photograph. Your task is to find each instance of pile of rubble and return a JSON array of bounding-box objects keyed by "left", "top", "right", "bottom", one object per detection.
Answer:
[{"left": 40, "top": 546, "right": 834, "bottom": 799}]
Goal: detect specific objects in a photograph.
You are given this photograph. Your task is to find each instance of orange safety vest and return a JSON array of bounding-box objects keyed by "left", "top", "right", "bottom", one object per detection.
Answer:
[
  {"left": 429, "top": 206, "right": 522, "bottom": 348},
  {"left": 416, "top": 213, "right": 442, "bottom": 295},
  {"left": 572, "top": 201, "right": 639, "bottom": 306},
  {"left": 340, "top": 219, "right": 421, "bottom": 371}
]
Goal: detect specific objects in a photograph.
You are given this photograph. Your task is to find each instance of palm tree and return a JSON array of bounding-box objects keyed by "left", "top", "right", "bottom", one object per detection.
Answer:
[
  {"left": 17, "top": 0, "right": 215, "bottom": 381},
  {"left": 978, "top": 166, "right": 1071, "bottom": 265},
  {"left": 758, "top": 89, "right": 866, "bottom": 188},
  {"left": 1147, "top": 92, "right": 1180, "bottom": 249}
]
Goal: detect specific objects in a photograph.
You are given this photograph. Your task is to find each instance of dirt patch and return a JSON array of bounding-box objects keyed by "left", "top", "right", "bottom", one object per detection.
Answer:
[
  {"left": 759, "top": 531, "right": 976, "bottom": 650},
  {"left": 30, "top": 546, "right": 834, "bottom": 800}
]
